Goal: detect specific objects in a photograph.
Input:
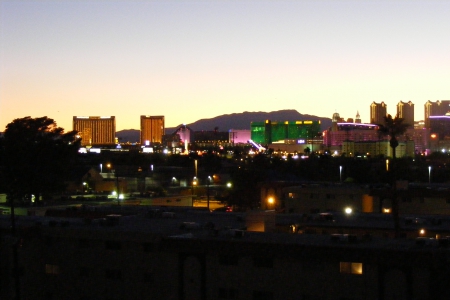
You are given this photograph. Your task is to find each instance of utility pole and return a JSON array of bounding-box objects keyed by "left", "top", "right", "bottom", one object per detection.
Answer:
[
  {"left": 10, "top": 197, "right": 21, "bottom": 300},
  {"left": 116, "top": 172, "right": 120, "bottom": 206},
  {"left": 207, "top": 176, "right": 211, "bottom": 211}
]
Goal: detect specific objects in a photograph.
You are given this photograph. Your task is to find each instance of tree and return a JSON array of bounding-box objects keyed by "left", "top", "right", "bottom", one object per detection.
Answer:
[
  {"left": 377, "top": 114, "right": 409, "bottom": 159},
  {"left": 1, "top": 116, "right": 81, "bottom": 205},
  {"left": 377, "top": 114, "right": 409, "bottom": 238}
]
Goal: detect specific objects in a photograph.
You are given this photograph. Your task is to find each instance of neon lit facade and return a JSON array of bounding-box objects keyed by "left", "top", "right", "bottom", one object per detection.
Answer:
[{"left": 250, "top": 120, "right": 321, "bottom": 145}]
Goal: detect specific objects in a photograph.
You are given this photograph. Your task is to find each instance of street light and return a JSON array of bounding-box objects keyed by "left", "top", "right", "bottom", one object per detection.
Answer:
[
  {"left": 194, "top": 159, "right": 198, "bottom": 178},
  {"left": 428, "top": 166, "right": 432, "bottom": 184},
  {"left": 339, "top": 166, "right": 343, "bottom": 183},
  {"left": 192, "top": 177, "right": 197, "bottom": 198},
  {"left": 207, "top": 176, "right": 212, "bottom": 211},
  {"left": 267, "top": 196, "right": 274, "bottom": 210}
]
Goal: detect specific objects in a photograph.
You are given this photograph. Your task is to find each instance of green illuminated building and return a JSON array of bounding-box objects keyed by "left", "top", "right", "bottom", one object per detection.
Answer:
[{"left": 250, "top": 120, "right": 321, "bottom": 144}]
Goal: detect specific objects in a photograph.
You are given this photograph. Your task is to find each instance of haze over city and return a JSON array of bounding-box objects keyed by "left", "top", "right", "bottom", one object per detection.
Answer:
[{"left": 1, "top": 0, "right": 449, "bottom": 132}]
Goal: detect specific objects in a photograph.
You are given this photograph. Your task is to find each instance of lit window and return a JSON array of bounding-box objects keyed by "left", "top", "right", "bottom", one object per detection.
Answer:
[
  {"left": 340, "top": 262, "right": 363, "bottom": 275},
  {"left": 45, "top": 264, "right": 60, "bottom": 275}
]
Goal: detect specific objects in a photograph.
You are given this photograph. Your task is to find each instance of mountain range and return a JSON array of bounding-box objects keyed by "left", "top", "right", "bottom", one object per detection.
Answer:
[{"left": 116, "top": 110, "right": 332, "bottom": 143}]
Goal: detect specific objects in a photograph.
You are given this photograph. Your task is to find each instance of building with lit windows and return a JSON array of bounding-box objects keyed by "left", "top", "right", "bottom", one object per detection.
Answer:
[
  {"left": 140, "top": 115, "right": 165, "bottom": 145},
  {"left": 370, "top": 101, "right": 387, "bottom": 125},
  {"left": 397, "top": 101, "right": 414, "bottom": 127},
  {"left": 427, "top": 115, "right": 450, "bottom": 152},
  {"left": 250, "top": 120, "right": 321, "bottom": 145},
  {"left": 324, "top": 112, "right": 418, "bottom": 157},
  {"left": 424, "top": 100, "right": 450, "bottom": 128},
  {"left": 2, "top": 207, "right": 450, "bottom": 300},
  {"left": 73, "top": 116, "right": 116, "bottom": 146},
  {"left": 324, "top": 112, "right": 380, "bottom": 155},
  {"left": 228, "top": 129, "right": 251, "bottom": 144}
]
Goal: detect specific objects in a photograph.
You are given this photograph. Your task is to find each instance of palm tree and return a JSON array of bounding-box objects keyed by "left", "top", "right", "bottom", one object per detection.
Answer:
[
  {"left": 377, "top": 114, "right": 409, "bottom": 159},
  {"left": 377, "top": 114, "right": 409, "bottom": 238}
]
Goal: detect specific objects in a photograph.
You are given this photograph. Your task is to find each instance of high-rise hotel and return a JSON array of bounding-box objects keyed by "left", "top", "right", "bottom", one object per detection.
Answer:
[
  {"left": 396, "top": 100, "right": 414, "bottom": 127},
  {"left": 73, "top": 116, "right": 116, "bottom": 146},
  {"left": 140, "top": 115, "right": 165, "bottom": 145},
  {"left": 424, "top": 100, "right": 450, "bottom": 128},
  {"left": 370, "top": 101, "right": 387, "bottom": 125}
]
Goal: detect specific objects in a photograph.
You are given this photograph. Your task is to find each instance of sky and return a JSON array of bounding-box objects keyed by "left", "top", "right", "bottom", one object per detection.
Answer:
[{"left": 1, "top": 0, "right": 449, "bottom": 132}]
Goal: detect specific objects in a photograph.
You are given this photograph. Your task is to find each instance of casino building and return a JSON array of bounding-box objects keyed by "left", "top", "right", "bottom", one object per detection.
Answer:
[
  {"left": 73, "top": 116, "right": 116, "bottom": 146},
  {"left": 140, "top": 115, "right": 165, "bottom": 145}
]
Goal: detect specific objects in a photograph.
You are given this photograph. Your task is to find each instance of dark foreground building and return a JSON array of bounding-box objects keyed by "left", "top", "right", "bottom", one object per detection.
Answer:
[{"left": 1, "top": 207, "right": 450, "bottom": 300}]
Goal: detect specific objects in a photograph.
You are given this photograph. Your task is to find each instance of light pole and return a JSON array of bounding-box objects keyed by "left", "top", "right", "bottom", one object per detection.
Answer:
[
  {"left": 192, "top": 177, "right": 197, "bottom": 198},
  {"left": 207, "top": 176, "right": 211, "bottom": 211},
  {"left": 194, "top": 159, "right": 198, "bottom": 178},
  {"left": 83, "top": 182, "right": 87, "bottom": 194},
  {"left": 116, "top": 173, "right": 120, "bottom": 205},
  {"left": 339, "top": 166, "right": 343, "bottom": 183},
  {"left": 428, "top": 166, "right": 432, "bottom": 184}
]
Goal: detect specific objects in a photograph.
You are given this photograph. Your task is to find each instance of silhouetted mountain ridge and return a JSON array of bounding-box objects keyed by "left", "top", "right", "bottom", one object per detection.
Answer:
[
  {"left": 116, "top": 110, "right": 332, "bottom": 143},
  {"left": 167, "top": 109, "right": 332, "bottom": 132}
]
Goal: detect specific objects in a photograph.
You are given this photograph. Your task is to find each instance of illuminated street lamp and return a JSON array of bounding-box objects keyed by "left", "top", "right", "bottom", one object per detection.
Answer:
[
  {"left": 267, "top": 196, "right": 274, "bottom": 210},
  {"left": 428, "top": 166, "right": 432, "bottom": 184},
  {"left": 339, "top": 166, "right": 343, "bottom": 183},
  {"left": 194, "top": 159, "right": 198, "bottom": 177},
  {"left": 207, "top": 176, "right": 212, "bottom": 211},
  {"left": 192, "top": 177, "right": 198, "bottom": 198}
]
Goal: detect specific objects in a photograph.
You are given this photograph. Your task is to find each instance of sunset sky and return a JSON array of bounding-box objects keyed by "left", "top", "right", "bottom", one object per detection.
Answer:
[{"left": 1, "top": 0, "right": 449, "bottom": 132}]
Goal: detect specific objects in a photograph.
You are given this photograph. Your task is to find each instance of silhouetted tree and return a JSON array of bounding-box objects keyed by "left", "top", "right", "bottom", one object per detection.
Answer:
[
  {"left": 304, "top": 147, "right": 311, "bottom": 156},
  {"left": 377, "top": 115, "right": 409, "bottom": 238},
  {"left": 1, "top": 116, "right": 81, "bottom": 205},
  {"left": 377, "top": 114, "right": 409, "bottom": 159}
]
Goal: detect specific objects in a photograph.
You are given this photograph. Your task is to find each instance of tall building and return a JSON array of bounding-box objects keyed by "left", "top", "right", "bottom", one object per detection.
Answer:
[
  {"left": 370, "top": 101, "right": 387, "bottom": 125},
  {"left": 250, "top": 120, "right": 321, "bottom": 145},
  {"left": 73, "top": 116, "right": 116, "bottom": 146},
  {"left": 140, "top": 115, "right": 165, "bottom": 145},
  {"left": 397, "top": 100, "right": 414, "bottom": 127},
  {"left": 424, "top": 100, "right": 450, "bottom": 128}
]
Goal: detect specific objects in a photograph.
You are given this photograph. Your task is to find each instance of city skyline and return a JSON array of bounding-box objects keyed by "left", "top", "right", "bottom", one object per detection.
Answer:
[{"left": 1, "top": 1, "right": 449, "bottom": 132}]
